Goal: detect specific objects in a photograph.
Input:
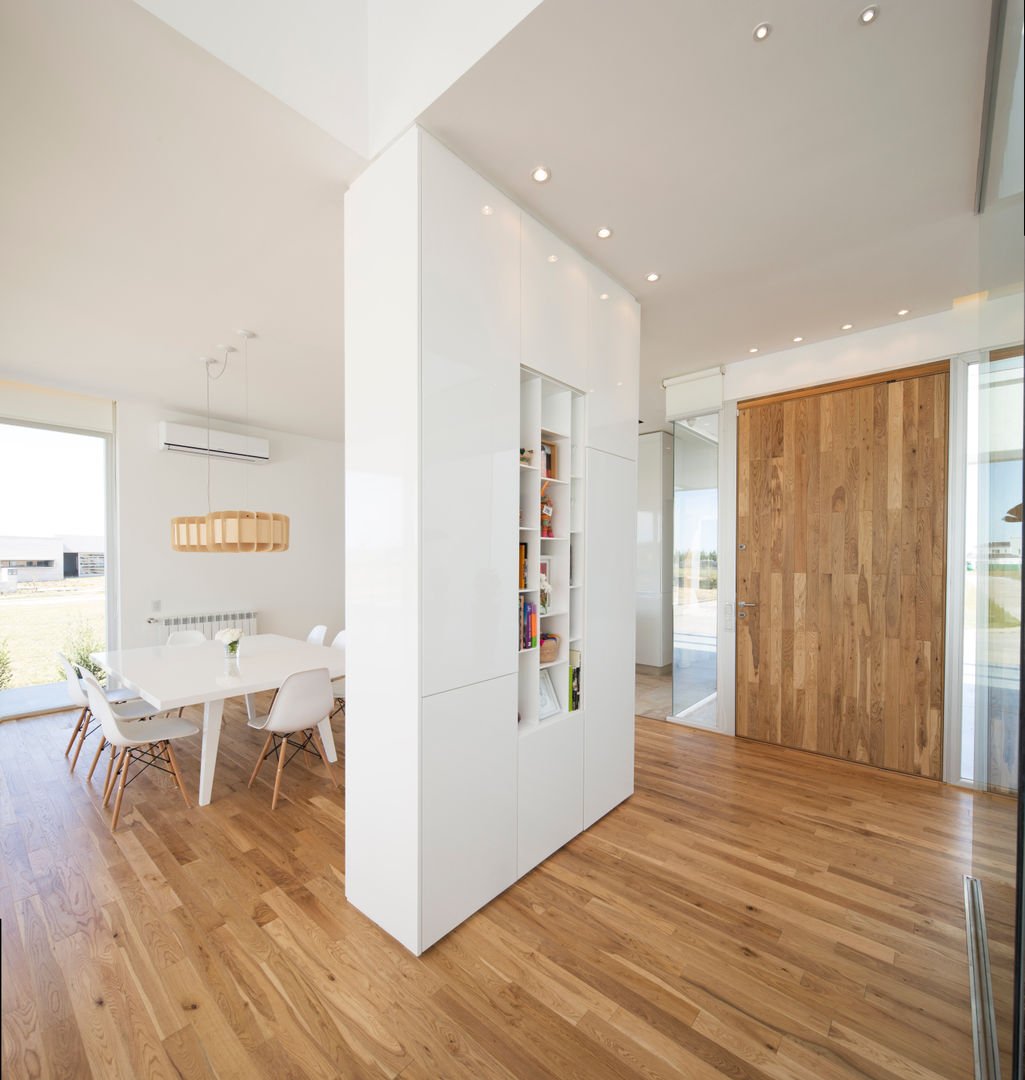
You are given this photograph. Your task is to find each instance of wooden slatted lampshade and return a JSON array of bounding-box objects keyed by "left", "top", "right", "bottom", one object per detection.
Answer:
[{"left": 171, "top": 511, "right": 289, "bottom": 552}]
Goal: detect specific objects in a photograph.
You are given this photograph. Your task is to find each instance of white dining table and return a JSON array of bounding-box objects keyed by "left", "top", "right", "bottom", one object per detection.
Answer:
[{"left": 91, "top": 633, "right": 345, "bottom": 806}]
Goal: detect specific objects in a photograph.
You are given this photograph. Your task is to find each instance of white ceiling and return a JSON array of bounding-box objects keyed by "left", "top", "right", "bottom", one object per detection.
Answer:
[
  {"left": 1, "top": 0, "right": 1018, "bottom": 441},
  {"left": 0, "top": 0, "right": 362, "bottom": 440},
  {"left": 421, "top": 0, "right": 1009, "bottom": 429}
]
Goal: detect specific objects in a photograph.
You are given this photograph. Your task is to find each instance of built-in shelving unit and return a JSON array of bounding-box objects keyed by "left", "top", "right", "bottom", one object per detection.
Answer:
[{"left": 519, "top": 370, "right": 583, "bottom": 734}]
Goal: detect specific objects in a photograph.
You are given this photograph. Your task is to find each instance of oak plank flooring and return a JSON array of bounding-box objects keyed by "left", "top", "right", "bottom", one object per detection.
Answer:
[{"left": 0, "top": 702, "right": 1016, "bottom": 1079}]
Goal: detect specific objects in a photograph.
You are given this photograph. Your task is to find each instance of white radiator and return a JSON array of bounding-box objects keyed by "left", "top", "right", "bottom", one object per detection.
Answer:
[{"left": 154, "top": 609, "right": 258, "bottom": 644}]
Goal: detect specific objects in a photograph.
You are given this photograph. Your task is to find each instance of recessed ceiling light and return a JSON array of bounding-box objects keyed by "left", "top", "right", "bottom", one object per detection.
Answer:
[
  {"left": 481, "top": 204, "right": 494, "bottom": 216},
  {"left": 749, "top": 347, "right": 759, "bottom": 354},
  {"left": 792, "top": 336, "right": 804, "bottom": 343},
  {"left": 858, "top": 6, "right": 879, "bottom": 24},
  {"left": 646, "top": 272, "right": 660, "bottom": 282},
  {"left": 599, "top": 293, "right": 609, "bottom": 300},
  {"left": 841, "top": 323, "right": 853, "bottom": 331},
  {"left": 897, "top": 308, "right": 909, "bottom": 316},
  {"left": 616, "top": 381, "right": 624, "bottom": 387},
  {"left": 753, "top": 22, "right": 771, "bottom": 40},
  {"left": 547, "top": 254, "right": 559, "bottom": 263},
  {"left": 531, "top": 165, "right": 551, "bottom": 183},
  {"left": 596, "top": 226, "right": 613, "bottom": 239}
]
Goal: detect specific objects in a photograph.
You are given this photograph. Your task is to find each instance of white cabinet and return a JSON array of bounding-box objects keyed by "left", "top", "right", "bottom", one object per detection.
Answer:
[
  {"left": 584, "top": 448, "right": 637, "bottom": 827},
  {"left": 521, "top": 214, "right": 589, "bottom": 389},
  {"left": 422, "top": 675, "right": 517, "bottom": 948},
  {"left": 586, "top": 269, "right": 640, "bottom": 461},
  {"left": 345, "top": 126, "right": 639, "bottom": 956},
  {"left": 420, "top": 134, "right": 520, "bottom": 698},
  {"left": 518, "top": 712, "right": 583, "bottom": 875}
]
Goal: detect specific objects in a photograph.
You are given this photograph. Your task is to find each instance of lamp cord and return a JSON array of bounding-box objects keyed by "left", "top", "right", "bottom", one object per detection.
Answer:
[
  {"left": 204, "top": 350, "right": 230, "bottom": 515},
  {"left": 243, "top": 333, "right": 249, "bottom": 513}
]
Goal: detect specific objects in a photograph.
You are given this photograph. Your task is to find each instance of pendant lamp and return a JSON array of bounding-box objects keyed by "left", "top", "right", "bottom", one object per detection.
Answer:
[{"left": 170, "top": 330, "right": 290, "bottom": 553}]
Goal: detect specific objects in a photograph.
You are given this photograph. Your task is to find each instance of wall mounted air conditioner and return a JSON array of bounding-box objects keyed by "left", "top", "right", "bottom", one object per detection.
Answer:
[{"left": 158, "top": 421, "right": 270, "bottom": 463}]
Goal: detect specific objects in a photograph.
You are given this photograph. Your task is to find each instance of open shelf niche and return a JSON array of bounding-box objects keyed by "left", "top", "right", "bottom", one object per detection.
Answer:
[{"left": 519, "top": 370, "right": 583, "bottom": 734}]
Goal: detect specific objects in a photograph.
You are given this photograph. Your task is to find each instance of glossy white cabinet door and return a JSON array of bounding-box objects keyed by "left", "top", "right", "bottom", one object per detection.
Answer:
[
  {"left": 584, "top": 448, "right": 637, "bottom": 827},
  {"left": 344, "top": 127, "right": 423, "bottom": 955},
  {"left": 521, "top": 213, "right": 588, "bottom": 389},
  {"left": 586, "top": 269, "right": 640, "bottom": 460},
  {"left": 420, "top": 133, "right": 520, "bottom": 697},
  {"left": 517, "top": 711, "right": 583, "bottom": 876},
  {"left": 422, "top": 675, "right": 518, "bottom": 950}
]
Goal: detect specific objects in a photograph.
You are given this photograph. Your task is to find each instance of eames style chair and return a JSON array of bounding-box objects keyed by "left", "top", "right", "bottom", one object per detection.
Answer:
[
  {"left": 306, "top": 624, "right": 328, "bottom": 647},
  {"left": 247, "top": 667, "right": 337, "bottom": 809},
  {"left": 82, "top": 670, "right": 198, "bottom": 830},
  {"left": 58, "top": 650, "right": 137, "bottom": 772},
  {"left": 329, "top": 629, "right": 346, "bottom": 717}
]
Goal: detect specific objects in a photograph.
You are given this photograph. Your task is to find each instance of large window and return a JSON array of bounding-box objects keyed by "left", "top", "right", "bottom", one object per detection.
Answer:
[{"left": 0, "top": 421, "right": 109, "bottom": 690}]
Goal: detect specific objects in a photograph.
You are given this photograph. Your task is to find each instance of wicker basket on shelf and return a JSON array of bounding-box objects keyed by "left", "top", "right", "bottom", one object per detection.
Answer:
[{"left": 539, "top": 634, "right": 559, "bottom": 664}]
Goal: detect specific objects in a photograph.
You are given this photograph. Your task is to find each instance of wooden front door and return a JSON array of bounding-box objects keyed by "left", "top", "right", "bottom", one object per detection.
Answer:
[{"left": 736, "top": 364, "right": 949, "bottom": 779}]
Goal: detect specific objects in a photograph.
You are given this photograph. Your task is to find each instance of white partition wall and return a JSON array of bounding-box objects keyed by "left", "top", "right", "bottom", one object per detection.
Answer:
[
  {"left": 344, "top": 126, "right": 639, "bottom": 954},
  {"left": 344, "top": 130, "right": 422, "bottom": 952}
]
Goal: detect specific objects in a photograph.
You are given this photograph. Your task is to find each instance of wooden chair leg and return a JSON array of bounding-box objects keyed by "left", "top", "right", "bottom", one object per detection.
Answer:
[
  {"left": 109, "top": 749, "right": 132, "bottom": 830},
  {"left": 311, "top": 729, "right": 338, "bottom": 789},
  {"left": 69, "top": 716, "right": 92, "bottom": 772},
  {"left": 86, "top": 736, "right": 107, "bottom": 781},
  {"left": 249, "top": 733, "right": 274, "bottom": 788},
  {"left": 65, "top": 707, "right": 88, "bottom": 756},
  {"left": 103, "top": 748, "right": 128, "bottom": 807},
  {"left": 102, "top": 745, "right": 118, "bottom": 801},
  {"left": 271, "top": 736, "right": 288, "bottom": 810},
  {"left": 164, "top": 740, "right": 192, "bottom": 809}
]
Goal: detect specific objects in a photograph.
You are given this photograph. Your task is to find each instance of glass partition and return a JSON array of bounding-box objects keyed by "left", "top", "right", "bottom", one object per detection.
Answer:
[
  {"left": 972, "top": 0, "right": 1024, "bottom": 1070},
  {"left": 671, "top": 415, "right": 718, "bottom": 721}
]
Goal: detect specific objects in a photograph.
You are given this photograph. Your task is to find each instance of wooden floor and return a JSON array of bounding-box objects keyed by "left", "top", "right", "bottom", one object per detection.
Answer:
[{"left": 1, "top": 701, "right": 1017, "bottom": 1080}]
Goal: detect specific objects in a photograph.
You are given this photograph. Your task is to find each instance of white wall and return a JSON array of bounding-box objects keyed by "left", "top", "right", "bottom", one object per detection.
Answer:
[
  {"left": 133, "top": 0, "right": 370, "bottom": 153},
  {"left": 367, "top": 0, "right": 543, "bottom": 155},
  {"left": 116, "top": 399, "right": 344, "bottom": 649},
  {"left": 133, "top": 0, "right": 543, "bottom": 159}
]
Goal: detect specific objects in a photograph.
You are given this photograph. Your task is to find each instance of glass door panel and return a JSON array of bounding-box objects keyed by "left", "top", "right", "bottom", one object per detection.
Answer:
[
  {"left": 963, "top": 352, "right": 1023, "bottom": 791},
  {"left": 672, "top": 415, "right": 718, "bottom": 719}
]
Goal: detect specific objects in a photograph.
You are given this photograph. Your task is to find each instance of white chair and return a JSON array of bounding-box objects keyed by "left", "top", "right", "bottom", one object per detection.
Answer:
[
  {"left": 82, "top": 670, "right": 198, "bottom": 830},
  {"left": 247, "top": 668, "right": 337, "bottom": 809},
  {"left": 329, "top": 629, "right": 346, "bottom": 717},
  {"left": 306, "top": 625, "right": 328, "bottom": 647},
  {"left": 57, "top": 650, "right": 137, "bottom": 772}
]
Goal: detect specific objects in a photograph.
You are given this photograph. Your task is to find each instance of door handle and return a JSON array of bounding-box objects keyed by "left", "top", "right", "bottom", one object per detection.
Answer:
[{"left": 737, "top": 601, "right": 758, "bottom": 607}]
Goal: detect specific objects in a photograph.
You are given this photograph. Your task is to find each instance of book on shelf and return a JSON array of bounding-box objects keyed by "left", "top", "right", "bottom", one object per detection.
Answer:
[
  {"left": 569, "top": 648, "right": 581, "bottom": 711},
  {"left": 519, "top": 598, "right": 538, "bottom": 650},
  {"left": 519, "top": 541, "right": 528, "bottom": 589},
  {"left": 540, "top": 440, "right": 557, "bottom": 480}
]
